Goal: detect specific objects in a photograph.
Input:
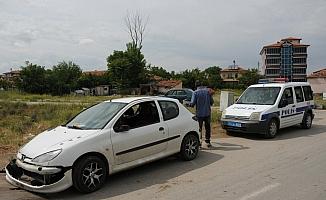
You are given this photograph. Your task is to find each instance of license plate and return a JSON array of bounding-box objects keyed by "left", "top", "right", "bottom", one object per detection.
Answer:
[{"left": 226, "top": 121, "right": 242, "bottom": 127}]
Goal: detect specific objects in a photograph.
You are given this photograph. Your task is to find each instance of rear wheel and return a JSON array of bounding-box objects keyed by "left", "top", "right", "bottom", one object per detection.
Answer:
[
  {"left": 264, "top": 119, "right": 278, "bottom": 138},
  {"left": 180, "top": 134, "right": 199, "bottom": 161},
  {"left": 301, "top": 112, "right": 312, "bottom": 129},
  {"left": 72, "top": 156, "right": 107, "bottom": 193}
]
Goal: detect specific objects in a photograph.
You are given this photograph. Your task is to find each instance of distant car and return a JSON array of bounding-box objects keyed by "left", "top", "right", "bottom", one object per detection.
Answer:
[
  {"left": 164, "top": 88, "right": 194, "bottom": 103},
  {"left": 6, "top": 96, "right": 200, "bottom": 194}
]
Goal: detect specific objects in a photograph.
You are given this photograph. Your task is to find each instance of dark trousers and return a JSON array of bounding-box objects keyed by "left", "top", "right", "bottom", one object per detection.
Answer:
[{"left": 198, "top": 116, "right": 211, "bottom": 143}]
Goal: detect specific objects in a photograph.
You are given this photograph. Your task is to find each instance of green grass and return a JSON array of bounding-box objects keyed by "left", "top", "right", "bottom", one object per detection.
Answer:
[
  {"left": 0, "top": 102, "right": 87, "bottom": 148},
  {"left": 0, "top": 91, "right": 115, "bottom": 103},
  {"left": 315, "top": 95, "right": 326, "bottom": 109},
  {"left": 0, "top": 90, "right": 243, "bottom": 149}
]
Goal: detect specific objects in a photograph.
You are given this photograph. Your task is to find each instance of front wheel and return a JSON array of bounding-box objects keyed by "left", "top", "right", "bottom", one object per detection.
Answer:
[
  {"left": 180, "top": 134, "right": 200, "bottom": 161},
  {"left": 264, "top": 119, "right": 278, "bottom": 138},
  {"left": 301, "top": 113, "right": 312, "bottom": 129},
  {"left": 72, "top": 156, "right": 108, "bottom": 193}
]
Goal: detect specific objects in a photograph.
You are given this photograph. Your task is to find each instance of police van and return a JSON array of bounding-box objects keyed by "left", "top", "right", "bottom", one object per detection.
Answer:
[{"left": 221, "top": 82, "right": 314, "bottom": 138}]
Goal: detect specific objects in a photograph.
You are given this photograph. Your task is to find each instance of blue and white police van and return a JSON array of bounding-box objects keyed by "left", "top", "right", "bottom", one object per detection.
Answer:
[{"left": 221, "top": 82, "right": 314, "bottom": 138}]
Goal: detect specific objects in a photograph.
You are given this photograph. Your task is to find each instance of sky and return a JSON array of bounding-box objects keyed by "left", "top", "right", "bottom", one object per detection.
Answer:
[{"left": 0, "top": 0, "right": 325, "bottom": 74}]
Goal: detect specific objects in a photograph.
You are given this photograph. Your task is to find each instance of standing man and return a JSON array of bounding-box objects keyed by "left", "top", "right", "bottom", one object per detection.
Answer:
[{"left": 190, "top": 81, "right": 214, "bottom": 147}]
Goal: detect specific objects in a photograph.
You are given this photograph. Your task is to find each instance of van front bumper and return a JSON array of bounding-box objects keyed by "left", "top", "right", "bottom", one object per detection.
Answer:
[
  {"left": 5, "top": 159, "right": 72, "bottom": 193},
  {"left": 221, "top": 119, "right": 269, "bottom": 134}
]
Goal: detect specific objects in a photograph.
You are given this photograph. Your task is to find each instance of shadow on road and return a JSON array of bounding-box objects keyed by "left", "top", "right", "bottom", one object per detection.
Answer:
[
  {"left": 227, "top": 124, "right": 326, "bottom": 141},
  {"left": 201, "top": 142, "right": 249, "bottom": 151},
  {"left": 39, "top": 151, "right": 223, "bottom": 200}
]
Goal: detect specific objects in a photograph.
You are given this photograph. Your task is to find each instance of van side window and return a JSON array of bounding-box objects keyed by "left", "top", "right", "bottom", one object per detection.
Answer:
[
  {"left": 294, "top": 86, "right": 304, "bottom": 103},
  {"left": 281, "top": 88, "right": 294, "bottom": 105},
  {"left": 303, "top": 86, "right": 313, "bottom": 101}
]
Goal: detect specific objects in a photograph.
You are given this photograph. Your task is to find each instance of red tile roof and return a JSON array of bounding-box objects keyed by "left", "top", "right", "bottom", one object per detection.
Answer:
[
  {"left": 3, "top": 70, "right": 21, "bottom": 75},
  {"left": 157, "top": 80, "right": 182, "bottom": 88},
  {"left": 260, "top": 37, "right": 309, "bottom": 54},
  {"left": 221, "top": 66, "right": 247, "bottom": 72},
  {"left": 281, "top": 37, "right": 302, "bottom": 41},
  {"left": 307, "top": 68, "right": 326, "bottom": 78},
  {"left": 83, "top": 70, "right": 107, "bottom": 76}
]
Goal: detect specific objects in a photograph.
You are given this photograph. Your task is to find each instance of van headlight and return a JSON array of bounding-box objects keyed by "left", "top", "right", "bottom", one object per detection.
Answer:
[
  {"left": 221, "top": 110, "right": 226, "bottom": 119},
  {"left": 249, "top": 112, "right": 261, "bottom": 121},
  {"left": 32, "top": 149, "right": 62, "bottom": 163}
]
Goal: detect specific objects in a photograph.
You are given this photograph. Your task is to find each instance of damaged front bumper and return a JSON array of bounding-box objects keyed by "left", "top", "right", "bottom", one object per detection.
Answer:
[{"left": 5, "top": 159, "right": 73, "bottom": 193}]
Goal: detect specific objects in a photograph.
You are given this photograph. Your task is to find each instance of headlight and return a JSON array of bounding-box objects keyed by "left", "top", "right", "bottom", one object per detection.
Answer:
[
  {"left": 249, "top": 112, "right": 261, "bottom": 121},
  {"left": 221, "top": 110, "right": 226, "bottom": 119},
  {"left": 32, "top": 149, "right": 62, "bottom": 163}
]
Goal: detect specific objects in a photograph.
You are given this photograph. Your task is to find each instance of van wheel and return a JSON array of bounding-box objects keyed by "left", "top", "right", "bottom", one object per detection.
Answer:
[
  {"left": 226, "top": 130, "right": 237, "bottom": 136},
  {"left": 301, "top": 113, "right": 312, "bottom": 129},
  {"left": 180, "top": 134, "right": 199, "bottom": 161},
  {"left": 265, "top": 119, "right": 278, "bottom": 138},
  {"left": 72, "top": 156, "right": 107, "bottom": 193}
]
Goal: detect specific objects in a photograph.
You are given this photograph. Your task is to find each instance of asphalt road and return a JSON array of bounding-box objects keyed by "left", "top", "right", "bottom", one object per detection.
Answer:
[{"left": 1, "top": 110, "right": 326, "bottom": 200}]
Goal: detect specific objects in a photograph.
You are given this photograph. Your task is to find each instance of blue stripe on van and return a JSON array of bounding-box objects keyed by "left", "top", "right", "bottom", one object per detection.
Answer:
[{"left": 261, "top": 111, "right": 280, "bottom": 121}]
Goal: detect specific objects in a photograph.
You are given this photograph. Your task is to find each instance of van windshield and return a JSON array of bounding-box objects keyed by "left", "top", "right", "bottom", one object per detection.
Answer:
[{"left": 236, "top": 87, "right": 281, "bottom": 105}]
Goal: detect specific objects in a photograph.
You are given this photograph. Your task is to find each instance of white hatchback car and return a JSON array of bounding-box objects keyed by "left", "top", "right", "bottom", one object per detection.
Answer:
[{"left": 6, "top": 97, "right": 200, "bottom": 193}]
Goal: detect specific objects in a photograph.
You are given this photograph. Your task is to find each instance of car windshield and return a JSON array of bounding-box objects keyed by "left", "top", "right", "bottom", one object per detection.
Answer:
[
  {"left": 66, "top": 102, "right": 126, "bottom": 130},
  {"left": 237, "top": 87, "right": 281, "bottom": 105}
]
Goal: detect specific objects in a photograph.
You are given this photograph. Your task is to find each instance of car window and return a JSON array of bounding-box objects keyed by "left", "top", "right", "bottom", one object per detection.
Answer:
[
  {"left": 303, "top": 86, "right": 313, "bottom": 101},
  {"left": 158, "top": 101, "right": 179, "bottom": 121},
  {"left": 114, "top": 101, "right": 160, "bottom": 130},
  {"left": 280, "top": 87, "right": 294, "bottom": 105},
  {"left": 166, "top": 90, "right": 174, "bottom": 95},
  {"left": 176, "top": 90, "right": 186, "bottom": 95},
  {"left": 294, "top": 86, "right": 304, "bottom": 103},
  {"left": 66, "top": 102, "right": 126, "bottom": 129}
]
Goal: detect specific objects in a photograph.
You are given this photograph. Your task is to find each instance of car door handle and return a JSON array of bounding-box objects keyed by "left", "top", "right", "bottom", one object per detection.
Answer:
[
  {"left": 292, "top": 105, "right": 296, "bottom": 107},
  {"left": 159, "top": 127, "right": 164, "bottom": 131}
]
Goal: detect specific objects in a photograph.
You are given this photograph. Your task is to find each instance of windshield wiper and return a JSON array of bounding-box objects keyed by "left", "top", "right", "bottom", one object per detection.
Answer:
[{"left": 67, "top": 125, "right": 83, "bottom": 130}]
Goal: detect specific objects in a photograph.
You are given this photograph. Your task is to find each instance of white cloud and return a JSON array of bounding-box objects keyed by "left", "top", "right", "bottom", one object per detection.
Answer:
[
  {"left": 79, "top": 38, "right": 95, "bottom": 45},
  {"left": 0, "top": 0, "right": 326, "bottom": 73}
]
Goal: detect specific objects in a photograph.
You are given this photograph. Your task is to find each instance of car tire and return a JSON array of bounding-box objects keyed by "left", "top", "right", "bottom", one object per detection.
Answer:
[
  {"left": 301, "top": 112, "right": 312, "bottom": 129},
  {"left": 180, "top": 133, "right": 200, "bottom": 161},
  {"left": 264, "top": 119, "right": 278, "bottom": 139},
  {"left": 72, "top": 156, "right": 107, "bottom": 193}
]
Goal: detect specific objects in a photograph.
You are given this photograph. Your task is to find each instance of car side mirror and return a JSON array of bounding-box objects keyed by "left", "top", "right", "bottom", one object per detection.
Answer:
[
  {"left": 115, "top": 125, "right": 130, "bottom": 132},
  {"left": 279, "top": 99, "right": 288, "bottom": 108}
]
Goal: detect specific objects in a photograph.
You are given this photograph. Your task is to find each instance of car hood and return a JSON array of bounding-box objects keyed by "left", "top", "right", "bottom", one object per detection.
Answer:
[
  {"left": 225, "top": 104, "right": 271, "bottom": 117},
  {"left": 19, "top": 126, "right": 99, "bottom": 159}
]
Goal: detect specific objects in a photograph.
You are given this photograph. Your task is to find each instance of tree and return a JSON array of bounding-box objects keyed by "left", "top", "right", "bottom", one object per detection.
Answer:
[
  {"left": 107, "top": 43, "right": 148, "bottom": 91},
  {"left": 203, "top": 66, "right": 223, "bottom": 89},
  {"left": 50, "top": 61, "right": 82, "bottom": 95},
  {"left": 178, "top": 68, "right": 205, "bottom": 90},
  {"left": 77, "top": 73, "right": 110, "bottom": 89},
  {"left": 125, "top": 12, "right": 148, "bottom": 49},
  {"left": 19, "top": 63, "right": 48, "bottom": 94},
  {"left": 238, "top": 68, "right": 263, "bottom": 88},
  {"left": 148, "top": 65, "right": 171, "bottom": 80}
]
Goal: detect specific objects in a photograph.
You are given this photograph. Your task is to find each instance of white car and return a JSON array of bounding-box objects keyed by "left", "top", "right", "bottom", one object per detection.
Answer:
[
  {"left": 221, "top": 82, "right": 314, "bottom": 138},
  {"left": 6, "top": 97, "right": 200, "bottom": 193}
]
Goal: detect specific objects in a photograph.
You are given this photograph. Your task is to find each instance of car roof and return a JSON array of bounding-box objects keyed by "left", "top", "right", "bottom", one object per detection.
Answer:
[
  {"left": 106, "top": 96, "right": 179, "bottom": 104},
  {"left": 249, "top": 82, "right": 311, "bottom": 88}
]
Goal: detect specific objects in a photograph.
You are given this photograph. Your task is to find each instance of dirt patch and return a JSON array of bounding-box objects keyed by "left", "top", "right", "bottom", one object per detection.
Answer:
[{"left": 0, "top": 146, "right": 17, "bottom": 170}]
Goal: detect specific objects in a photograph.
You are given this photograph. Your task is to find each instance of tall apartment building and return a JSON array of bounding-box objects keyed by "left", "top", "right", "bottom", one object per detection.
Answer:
[{"left": 260, "top": 37, "right": 309, "bottom": 82}]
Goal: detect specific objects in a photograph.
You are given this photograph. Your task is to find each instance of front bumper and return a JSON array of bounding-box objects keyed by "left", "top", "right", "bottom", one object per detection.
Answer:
[
  {"left": 221, "top": 119, "right": 269, "bottom": 134},
  {"left": 5, "top": 159, "right": 72, "bottom": 193}
]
